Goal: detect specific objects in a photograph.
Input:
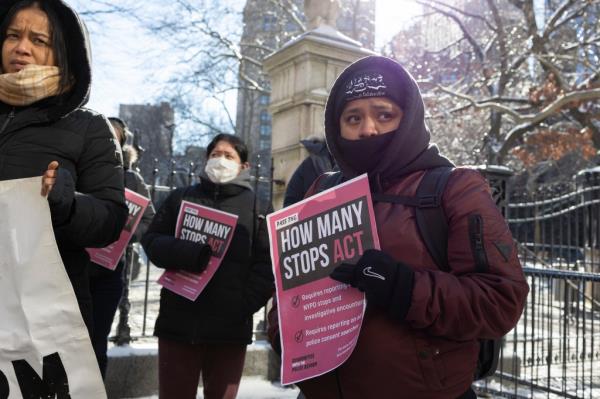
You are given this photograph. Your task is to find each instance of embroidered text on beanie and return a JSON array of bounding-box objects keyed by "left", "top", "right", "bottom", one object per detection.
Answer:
[{"left": 333, "top": 65, "right": 408, "bottom": 121}]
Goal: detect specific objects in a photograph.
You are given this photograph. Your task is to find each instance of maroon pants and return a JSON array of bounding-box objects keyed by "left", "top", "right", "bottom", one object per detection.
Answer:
[{"left": 158, "top": 338, "right": 247, "bottom": 399}]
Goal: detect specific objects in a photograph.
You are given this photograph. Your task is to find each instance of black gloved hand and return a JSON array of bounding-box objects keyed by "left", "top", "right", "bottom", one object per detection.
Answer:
[
  {"left": 47, "top": 168, "right": 75, "bottom": 226},
  {"left": 330, "top": 249, "right": 415, "bottom": 320},
  {"left": 178, "top": 243, "right": 212, "bottom": 273}
]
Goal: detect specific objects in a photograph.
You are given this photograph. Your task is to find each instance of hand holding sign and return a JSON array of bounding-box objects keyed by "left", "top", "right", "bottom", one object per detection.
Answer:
[
  {"left": 87, "top": 189, "right": 151, "bottom": 270},
  {"left": 330, "top": 249, "right": 415, "bottom": 320},
  {"left": 267, "top": 174, "right": 380, "bottom": 385},
  {"left": 43, "top": 162, "right": 75, "bottom": 225},
  {"left": 178, "top": 244, "right": 212, "bottom": 273},
  {"left": 41, "top": 161, "right": 59, "bottom": 196},
  {"left": 158, "top": 201, "right": 238, "bottom": 301}
]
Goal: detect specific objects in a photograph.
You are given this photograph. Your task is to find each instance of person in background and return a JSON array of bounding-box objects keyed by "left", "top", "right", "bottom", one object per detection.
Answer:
[
  {"left": 88, "top": 117, "right": 155, "bottom": 378},
  {"left": 108, "top": 117, "right": 155, "bottom": 246},
  {"left": 283, "top": 135, "right": 336, "bottom": 207},
  {"left": 268, "top": 55, "right": 529, "bottom": 399},
  {"left": 142, "top": 133, "right": 274, "bottom": 399},
  {"left": 0, "top": 0, "right": 127, "bottom": 333}
]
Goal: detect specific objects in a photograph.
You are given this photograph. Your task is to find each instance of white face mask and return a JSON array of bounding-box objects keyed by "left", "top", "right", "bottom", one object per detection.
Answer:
[{"left": 205, "top": 156, "right": 241, "bottom": 184}]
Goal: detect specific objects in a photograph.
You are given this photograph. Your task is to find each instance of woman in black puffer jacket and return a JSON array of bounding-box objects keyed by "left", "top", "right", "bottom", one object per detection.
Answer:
[
  {"left": 0, "top": 0, "right": 127, "bottom": 333},
  {"left": 142, "top": 133, "right": 274, "bottom": 399}
]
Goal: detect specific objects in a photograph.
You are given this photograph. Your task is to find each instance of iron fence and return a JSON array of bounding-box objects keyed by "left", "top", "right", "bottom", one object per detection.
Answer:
[
  {"left": 508, "top": 183, "right": 600, "bottom": 272},
  {"left": 112, "top": 162, "right": 600, "bottom": 397},
  {"left": 473, "top": 178, "right": 600, "bottom": 398},
  {"left": 475, "top": 265, "right": 600, "bottom": 398}
]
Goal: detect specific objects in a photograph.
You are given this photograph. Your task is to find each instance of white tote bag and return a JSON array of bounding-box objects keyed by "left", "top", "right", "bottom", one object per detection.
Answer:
[{"left": 0, "top": 177, "right": 106, "bottom": 399}]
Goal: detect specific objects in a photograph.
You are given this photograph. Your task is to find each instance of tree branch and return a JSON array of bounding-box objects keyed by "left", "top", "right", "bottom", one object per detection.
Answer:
[
  {"left": 533, "top": 54, "right": 567, "bottom": 90},
  {"left": 416, "top": 0, "right": 485, "bottom": 62},
  {"left": 239, "top": 42, "right": 277, "bottom": 54},
  {"left": 497, "top": 88, "right": 600, "bottom": 161},
  {"left": 418, "top": 0, "right": 496, "bottom": 30},
  {"left": 268, "top": 0, "right": 306, "bottom": 32},
  {"left": 519, "top": 88, "right": 600, "bottom": 124},
  {"left": 485, "top": 0, "right": 508, "bottom": 93},
  {"left": 561, "top": 35, "right": 600, "bottom": 51},
  {"left": 543, "top": 0, "right": 591, "bottom": 39},
  {"left": 542, "top": 0, "right": 578, "bottom": 38},
  {"left": 436, "top": 85, "right": 523, "bottom": 120}
]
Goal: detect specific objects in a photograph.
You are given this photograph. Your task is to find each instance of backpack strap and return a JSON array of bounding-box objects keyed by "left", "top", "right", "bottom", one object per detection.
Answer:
[
  {"left": 476, "top": 339, "right": 502, "bottom": 380},
  {"left": 374, "top": 167, "right": 501, "bottom": 381},
  {"left": 310, "top": 171, "right": 344, "bottom": 196},
  {"left": 414, "top": 167, "right": 453, "bottom": 272},
  {"left": 313, "top": 167, "right": 454, "bottom": 271},
  {"left": 372, "top": 167, "right": 454, "bottom": 271}
]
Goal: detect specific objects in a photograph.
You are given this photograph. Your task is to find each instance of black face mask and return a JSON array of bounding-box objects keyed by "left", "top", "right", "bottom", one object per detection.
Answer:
[{"left": 337, "top": 132, "right": 395, "bottom": 175}]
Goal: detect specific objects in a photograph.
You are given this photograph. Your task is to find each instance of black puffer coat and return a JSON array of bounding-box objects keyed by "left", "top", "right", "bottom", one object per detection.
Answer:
[
  {"left": 283, "top": 138, "right": 335, "bottom": 207},
  {"left": 0, "top": 0, "right": 128, "bottom": 328},
  {"left": 142, "top": 173, "right": 274, "bottom": 344}
]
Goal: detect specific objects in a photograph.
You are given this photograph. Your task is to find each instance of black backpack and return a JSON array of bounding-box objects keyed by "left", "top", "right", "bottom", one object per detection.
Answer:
[{"left": 316, "top": 167, "right": 501, "bottom": 381}]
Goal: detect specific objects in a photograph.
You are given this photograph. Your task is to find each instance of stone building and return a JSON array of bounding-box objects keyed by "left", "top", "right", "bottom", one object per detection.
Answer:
[
  {"left": 235, "top": 0, "right": 375, "bottom": 206},
  {"left": 118, "top": 102, "right": 175, "bottom": 186}
]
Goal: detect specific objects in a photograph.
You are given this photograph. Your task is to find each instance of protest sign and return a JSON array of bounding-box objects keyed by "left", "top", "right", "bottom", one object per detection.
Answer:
[
  {"left": 0, "top": 177, "right": 106, "bottom": 399},
  {"left": 86, "top": 188, "right": 150, "bottom": 270},
  {"left": 158, "top": 200, "right": 238, "bottom": 301},
  {"left": 267, "top": 174, "right": 379, "bottom": 385}
]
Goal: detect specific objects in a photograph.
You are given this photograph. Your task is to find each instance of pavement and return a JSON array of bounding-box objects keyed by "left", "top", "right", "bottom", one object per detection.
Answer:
[
  {"left": 104, "top": 256, "right": 284, "bottom": 398},
  {"left": 125, "top": 376, "right": 299, "bottom": 399},
  {"left": 105, "top": 340, "right": 283, "bottom": 399}
]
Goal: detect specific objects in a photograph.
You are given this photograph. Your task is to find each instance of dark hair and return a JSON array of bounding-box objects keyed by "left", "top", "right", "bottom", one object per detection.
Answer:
[
  {"left": 0, "top": 1, "right": 71, "bottom": 92},
  {"left": 108, "top": 116, "right": 127, "bottom": 131},
  {"left": 206, "top": 133, "right": 248, "bottom": 163},
  {"left": 108, "top": 116, "right": 134, "bottom": 147},
  {"left": 108, "top": 117, "right": 125, "bottom": 145}
]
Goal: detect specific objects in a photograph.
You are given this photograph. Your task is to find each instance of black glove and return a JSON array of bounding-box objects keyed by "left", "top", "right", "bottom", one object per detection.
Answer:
[
  {"left": 48, "top": 168, "right": 75, "bottom": 226},
  {"left": 178, "top": 243, "right": 212, "bottom": 273},
  {"left": 330, "top": 249, "right": 415, "bottom": 320}
]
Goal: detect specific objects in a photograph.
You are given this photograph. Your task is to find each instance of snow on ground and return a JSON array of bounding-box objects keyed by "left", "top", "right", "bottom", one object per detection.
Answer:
[
  {"left": 110, "top": 247, "right": 274, "bottom": 342},
  {"left": 113, "top": 249, "right": 600, "bottom": 398},
  {"left": 109, "top": 250, "right": 298, "bottom": 398},
  {"left": 125, "top": 376, "right": 300, "bottom": 399}
]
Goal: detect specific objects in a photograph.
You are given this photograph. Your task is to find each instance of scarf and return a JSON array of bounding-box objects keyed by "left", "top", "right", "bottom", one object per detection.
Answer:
[
  {"left": 0, "top": 65, "right": 62, "bottom": 106},
  {"left": 337, "top": 131, "right": 395, "bottom": 175}
]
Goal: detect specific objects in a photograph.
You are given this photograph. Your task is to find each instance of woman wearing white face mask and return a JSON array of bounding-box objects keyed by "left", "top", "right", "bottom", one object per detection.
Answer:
[
  {"left": 142, "top": 134, "right": 274, "bottom": 399},
  {"left": 204, "top": 145, "right": 247, "bottom": 183}
]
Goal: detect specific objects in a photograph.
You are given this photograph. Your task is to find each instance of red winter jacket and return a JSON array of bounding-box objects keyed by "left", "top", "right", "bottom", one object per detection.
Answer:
[{"left": 268, "top": 167, "right": 529, "bottom": 399}]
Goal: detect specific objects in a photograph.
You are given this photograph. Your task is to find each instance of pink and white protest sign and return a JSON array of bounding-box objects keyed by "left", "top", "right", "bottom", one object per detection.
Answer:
[
  {"left": 158, "top": 200, "right": 238, "bottom": 301},
  {"left": 267, "top": 174, "right": 380, "bottom": 385},
  {"left": 87, "top": 188, "right": 150, "bottom": 270}
]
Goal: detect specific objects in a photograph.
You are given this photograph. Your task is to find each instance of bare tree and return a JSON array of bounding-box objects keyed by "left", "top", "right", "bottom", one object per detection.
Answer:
[
  {"left": 386, "top": 0, "right": 600, "bottom": 168},
  {"left": 72, "top": 0, "right": 139, "bottom": 26},
  {"left": 80, "top": 0, "right": 374, "bottom": 156},
  {"left": 133, "top": 0, "right": 306, "bottom": 149},
  {"left": 338, "top": 0, "right": 376, "bottom": 48}
]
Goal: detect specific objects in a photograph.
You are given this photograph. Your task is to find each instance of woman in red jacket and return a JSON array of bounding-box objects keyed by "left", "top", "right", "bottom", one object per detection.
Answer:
[{"left": 269, "top": 56, "right": 529, "bottom": 399}]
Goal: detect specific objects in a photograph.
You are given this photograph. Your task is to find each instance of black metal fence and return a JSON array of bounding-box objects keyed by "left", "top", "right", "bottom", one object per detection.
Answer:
[
  {"left": 111, "top": 158, "right": 273, "bottom": 342},
  {"left": 113, "top": 162, "right": 600, "bottom": 397},
  {"left": 473, "top": 169, "right": 600, "bottom": 398},
  {"left": 475, "top": 265, "right": 600, "bottom": 398}
]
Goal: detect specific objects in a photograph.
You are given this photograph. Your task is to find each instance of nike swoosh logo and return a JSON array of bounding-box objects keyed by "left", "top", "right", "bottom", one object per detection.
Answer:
[{"left": 363, "top": 266, "right": 385, "bottom": 280}]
